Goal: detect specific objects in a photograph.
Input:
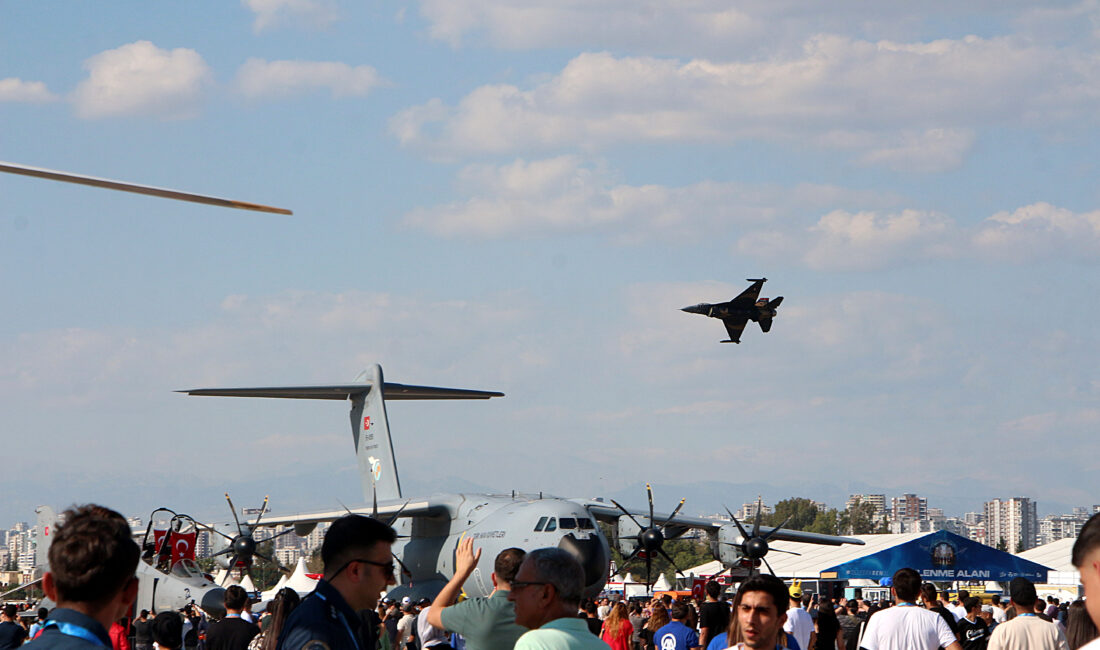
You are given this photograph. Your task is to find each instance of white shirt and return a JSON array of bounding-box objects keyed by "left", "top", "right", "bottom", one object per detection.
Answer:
[
  {"left": 783, "top": 607, "right": 813, "bottom": 650},
  {"left": 948, "top": 604, "right": 966, "bottom": 622},
  {"left": 860, "top": 604, "right": 957, "bottom": 650},
  {"left": 992, "top": 606, "right": 1007, "bottom": 624}
]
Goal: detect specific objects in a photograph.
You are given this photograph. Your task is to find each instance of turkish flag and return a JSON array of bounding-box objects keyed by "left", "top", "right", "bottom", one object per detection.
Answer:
[
  {"left": 153, "top": 530, "right": 168, "bottom": 552},
  {"left": 172, "top": 532, "right": 197, "bottom": 564}
]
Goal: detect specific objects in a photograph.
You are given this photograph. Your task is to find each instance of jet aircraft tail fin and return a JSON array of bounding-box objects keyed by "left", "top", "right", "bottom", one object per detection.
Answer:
[
  {"left": 759, "top": 318, "right": 772, "bottom": 333},
  {"left": 35, "top": 505, "right": 58, "bottom": 570},
  {"left": 180, "top": 365, "right": 503, "bottom": 505}
]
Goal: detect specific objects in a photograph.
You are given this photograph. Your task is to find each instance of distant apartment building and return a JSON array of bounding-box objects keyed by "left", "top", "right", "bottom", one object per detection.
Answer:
[
  {"left": 984, "top": 497, "right": 1038, "bottom": 553},
  {"left": 738, "top": 502, "right": 771, "bottom": 520},
  {"left": 891, "top": 494, "right": 928, "bottom": 522},
  {"left": 847, "top": 494, "right": 887, "bottom": 517},
  {"left": 1040, "top": 515, "right": 1083, "bottom": 545}
]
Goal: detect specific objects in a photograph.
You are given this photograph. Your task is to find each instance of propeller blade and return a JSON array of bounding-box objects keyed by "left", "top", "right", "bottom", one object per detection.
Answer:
[
  {"left": 225, "top": 493, "right": 244, "bottom": 536},
  {"left": 646, "top": 483, "right": 655, "bottom": 526},
  {"left": 622, "top": 547, "right": 642, "bottom": 565},
  {"left": 372, "top": 489, "right": 378, "bottom": 518},
  {"left": 262, "top": 528, "right": 297, "bottom": 543},
  {"left": 664, "top": 498, "right": 686, "bottom": 527},
  {"left": 752, "top": 498, "right": 763, "bottom": 538},
  {"left": 255, "top": 551, "right": 273, "bottom": 563},
  {"left": 210, "top": 547, "right": 234, "bottom": 558},
  {"left": 253, "top": 496, "right": 270, "bottom": 527},
  {"left": 760, "top": 514, "right": 793, "bottom": 542},
  {"left": 385, "top": 501, "right": 410, "bottom": 526},
  {"left": 769, "top": 548, "right": 801, "bottom": 556},
  {"left": 195, "top": 522, "right": 235, "bottom": 542},
  {"left": 609, "top": 499, "right": 646, "bottom": 532},
  {"left": 723, "top": 506, "right": 751, "bottom": 540},
  {"left": 645, "top": 554, "right": 653, "bottom": 594},
  {"left": 657, "top": 548, "right": 684, "bottom": 577},
  {"left": 761, "top": 556, "right": 777, "bottom": 577}
]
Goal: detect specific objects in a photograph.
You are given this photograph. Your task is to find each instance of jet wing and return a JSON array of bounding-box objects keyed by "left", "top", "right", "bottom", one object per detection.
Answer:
[
  {"left": 728, "top": 279, "right": 765, "bottom": 306},
  {"left": 722, "top": 317, "right": 748, "bottom": 343},
  {"left": 578, "top": 500, "right": 864, "bottom": 547}
]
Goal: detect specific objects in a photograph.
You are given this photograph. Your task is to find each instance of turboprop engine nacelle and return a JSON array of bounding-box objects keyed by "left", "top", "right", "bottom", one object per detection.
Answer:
[
  {"left": 712, "top": 523, "right": 747, "bottom": 566},
  {"left": 617, "top": 514, "right": 644, "bottom": 557}
]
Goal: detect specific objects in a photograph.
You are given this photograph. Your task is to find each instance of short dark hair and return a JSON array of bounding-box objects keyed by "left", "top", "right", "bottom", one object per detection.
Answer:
[
  {"left": 963, "top": 597, "right": 980, "bottom": 613},
  {"left": 153, "top": 611, "right": 183, "bottom": 649},
  {"left": 224, "top": 585, "right": 249, "bottom": 611},
  {"left": 48, "top": 504, "right": 140, "bottom": 605},
  {"left": 495, "top": 548, "right": 526, "bottom": 584},
  {"left": 670, "top": 602, "right": 688, "bottom": 620},
  {"left": 735, "top": 574, "right": 787, "bottom": 617},
  {"left": 524, "top": 548, "right": 585, "bottom": 606},
  {"left": 1010, "top": 577, "right": 1037, "bottom": 608},
  {"left": 705, "top": 580, "right": 721, "bottom": 599},
  {"left": 920, "top": 583, "right": 938, "bottom": 603},
  {"left": 321, "top": 515, "right": 397, "bottom": 576},
  {"left": 892, "top": 568, "right": 921, "bottom": 602},
  {"left": 991, "top": 595, "right": 1001, "bottom": 605},
  {"left": 36, "top": 608, "right": 48, "bottom": 620},
  {"left": 1073, "top": 513, "right": 1100, "bottom": 568},
  {"left": 958, "top": 589, "right": 970, "bottom": 601},
  {"left": 2, "top": 605, "right": 15, "bottom": 619}
]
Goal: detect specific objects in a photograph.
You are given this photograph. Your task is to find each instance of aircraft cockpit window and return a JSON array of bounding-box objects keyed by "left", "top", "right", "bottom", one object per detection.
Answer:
[
  {"left": 171, "top": 559, "right": 202, "bottom": 578},
  {"left": 559, "top": 517, "right": 577, "bottom": 529},
  {"left": 534, "top": 516, "right": 548, "bottom": 532},
  {"left": 577, "top": 518, "right": 594, "bottom": 529},
  {"left": 545, "top": 517, "right": 557, "bottom": 532}
]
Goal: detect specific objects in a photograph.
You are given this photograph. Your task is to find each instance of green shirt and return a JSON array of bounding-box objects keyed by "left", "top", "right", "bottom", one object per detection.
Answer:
[
  {"left": 514, "top": 616, "right": 609, "bottom": 650},
  {"left": 439, "top": 590, "right": 526, "bottom": 650}
]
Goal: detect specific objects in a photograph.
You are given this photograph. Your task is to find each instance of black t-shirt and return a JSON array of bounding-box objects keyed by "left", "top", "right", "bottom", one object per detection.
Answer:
[
  {"left": 133, "top": 619, "right": 154, "bottom": 645},
  {"left": 0, "top": 621, "right": 27, "bottom": 650},
  {"left": 698, "top": 602, "right": 729, "bottom": 647},
  {"left": 813, "top": 615, "right": 840, "bottom": 650},
  {"left": 585, "top": 617, "right": 602, "bottom": 636},
  {"left": 931, "top": 606, "right": 959, "bottom": 637},
  {"left": 956, "top": 617, "right": 988, "bottom": 650},
  {"left": 206, "top": 617, "right": 260, "bottom": 650}
]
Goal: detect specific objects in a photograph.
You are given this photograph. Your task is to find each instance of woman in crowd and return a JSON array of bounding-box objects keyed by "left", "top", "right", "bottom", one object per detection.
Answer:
[
  {"left": 602, "top": 602, "right": 634, "bottom": 650},
  {"left": 256, "top": 588, "right": 301, "bottom": 650},
  {"left": 1066, "top": 600, "right": 1098, "bottom": 650}
]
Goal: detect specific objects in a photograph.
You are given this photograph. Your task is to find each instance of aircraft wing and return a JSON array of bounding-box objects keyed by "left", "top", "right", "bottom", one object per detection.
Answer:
[
  {"left": 578, "top": 500, "right": 864, "bottom": 547},
  {"left": 239, "top": 497, "right": 452, "bottom": 529},
  {"left": 729, "top": 279, "right": 765, "bottom": 306},
  {"left": 722, "top": 317, "right": 748, "bottom": 343}
]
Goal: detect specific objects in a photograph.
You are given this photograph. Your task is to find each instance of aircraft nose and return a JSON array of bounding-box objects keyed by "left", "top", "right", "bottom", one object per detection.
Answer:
[
  {"left": 200, "top": 587, "right": 226, "bottom": 619},
  {"left": 558, "top": 533, "right": 609, "bottom": 599}
]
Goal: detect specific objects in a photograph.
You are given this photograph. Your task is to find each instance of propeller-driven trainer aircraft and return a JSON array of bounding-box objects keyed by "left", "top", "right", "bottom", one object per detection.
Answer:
[
  {"left": 682, "top": 278, "right": 783, "bottom": 344},
  {"left": 180, "top": 364, "right": 862, "bottom": 599}
]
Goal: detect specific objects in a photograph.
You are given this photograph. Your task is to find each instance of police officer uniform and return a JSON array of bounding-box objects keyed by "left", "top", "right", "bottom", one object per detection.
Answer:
[
  {"left": 276, "top": 581, "right": 377, "bottom": 650},
  {"left": 25, "top": 609, "right": 112, "bottom": 650}
]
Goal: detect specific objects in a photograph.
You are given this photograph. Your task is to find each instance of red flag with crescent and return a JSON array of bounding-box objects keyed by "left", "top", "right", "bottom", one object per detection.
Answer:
[{"left": 172, "top": 532, "right": 197, "bottom": 564}]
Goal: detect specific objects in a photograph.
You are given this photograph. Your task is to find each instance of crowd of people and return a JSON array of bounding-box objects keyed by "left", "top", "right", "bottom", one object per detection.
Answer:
[{"left": 5, "top": 505, "right": 1100, "bottom": 650}]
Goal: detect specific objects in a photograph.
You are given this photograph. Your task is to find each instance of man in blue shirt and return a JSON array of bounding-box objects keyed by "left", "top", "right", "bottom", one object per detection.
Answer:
[
  {"left": 654, "top": 603, "right": 700, "bottom": 650},
  {"left": 28, "top": 504, "right": 141, "bottom": 650},
  {"left": 276, "top": 515, "right": 398, "bottom": 650}
]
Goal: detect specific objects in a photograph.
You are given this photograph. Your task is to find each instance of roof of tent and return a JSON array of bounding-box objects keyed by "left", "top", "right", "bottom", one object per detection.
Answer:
[
  {"left": 685, "top": 531, "right": 1052, "bottom": 582},
  {"left": 1016, "top": 538, "right": 1077, "bottom": 573}
]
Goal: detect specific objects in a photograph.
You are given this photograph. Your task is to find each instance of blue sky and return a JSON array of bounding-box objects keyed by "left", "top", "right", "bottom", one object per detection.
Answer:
[{"left": 2, "top": 1, "right": 1099, "bottom": 526}]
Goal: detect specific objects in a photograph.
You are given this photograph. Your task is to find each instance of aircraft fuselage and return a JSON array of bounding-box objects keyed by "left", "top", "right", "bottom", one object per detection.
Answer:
[
  {"left": 681, "top": 301, "right": 777, "bottom": 322},
  {"left": 389, "top": 493, "right": 610, "bottom": 601}
]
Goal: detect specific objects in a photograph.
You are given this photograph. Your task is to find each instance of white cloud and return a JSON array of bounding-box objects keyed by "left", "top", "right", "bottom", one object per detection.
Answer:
[
  {"left": 972, "top": 202, "right": 1100, "bottom": 261},
  {"left": 391, "top": 38, "right": 1099, "bottom": 169},
  {"left": 243, "top": 0, "right": 339, "bottom": 32},
  {"left": 0, "top": 78, "right": 58, "bottom": 103},
  {"left": 71, "top": 41, "right": 211, "bottom": 120},
  {"left": 235, "top": 59, "right": 384, "bottom": 99},
  {"left": 404, "top": 155, "right": 894, "bottom": 239},
  {"left": 415, "top": 0, "right": 1041, "bottom": 57}
]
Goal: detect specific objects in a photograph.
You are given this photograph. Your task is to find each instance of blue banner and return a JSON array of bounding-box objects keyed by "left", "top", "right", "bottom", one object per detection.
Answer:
[{"left": 819, "top": 530, "right": 1051, "bottom": 582}]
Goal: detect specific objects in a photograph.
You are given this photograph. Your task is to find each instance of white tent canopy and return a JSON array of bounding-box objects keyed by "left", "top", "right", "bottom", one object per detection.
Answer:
[
  {"left": 285, "top": 557, "right": 319, "bottom": 595},
  {"left": 260, "top": 573, "right": 290, "bottom": 602}
]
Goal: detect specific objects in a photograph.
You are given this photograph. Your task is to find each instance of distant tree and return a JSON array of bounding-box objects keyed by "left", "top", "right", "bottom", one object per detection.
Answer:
[
  {"left": 839, "top": 500, "right": 880, "bottom": 535},
  {"left": 765, "top": 498, "right": 823, "bottom": 531},
  {"left": 996, "top": 537, "right": 1007, "bottom": 552}
]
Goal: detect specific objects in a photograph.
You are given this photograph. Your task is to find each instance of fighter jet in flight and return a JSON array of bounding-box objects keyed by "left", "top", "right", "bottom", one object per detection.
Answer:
[{"left": 682, "top": 278, "right": 783, "bottom": 343}]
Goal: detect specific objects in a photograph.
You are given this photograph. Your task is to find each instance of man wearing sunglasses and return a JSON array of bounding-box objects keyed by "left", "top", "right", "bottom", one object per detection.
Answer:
[
  {"left": 28, "top": 504, "right": 141, "bottom": 650},
  {"left": 277, "top": 515, "right": 397, "bottom": 650},
  {"left": 506, "top": 548, "right": 606, "bottom": 650}
]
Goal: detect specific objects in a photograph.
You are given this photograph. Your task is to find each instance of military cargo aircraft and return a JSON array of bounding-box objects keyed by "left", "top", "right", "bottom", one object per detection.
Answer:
[
  {"left": 180, "top": 364, "right": 862, "bottom": 599},
  {"left": 682, "top": 278, "right": 784, "bottom": 343}
]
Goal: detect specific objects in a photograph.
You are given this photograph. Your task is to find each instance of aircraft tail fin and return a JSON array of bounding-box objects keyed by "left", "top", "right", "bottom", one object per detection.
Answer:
[
  {"left": 180, "top": 365, "right": 503, "bottom": 504},
  {"left": 35, "top": 505, "right": 58, "bottom": 570},
  {"left": 759, "top": 318, "right": 772, "bottom": 333}
]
